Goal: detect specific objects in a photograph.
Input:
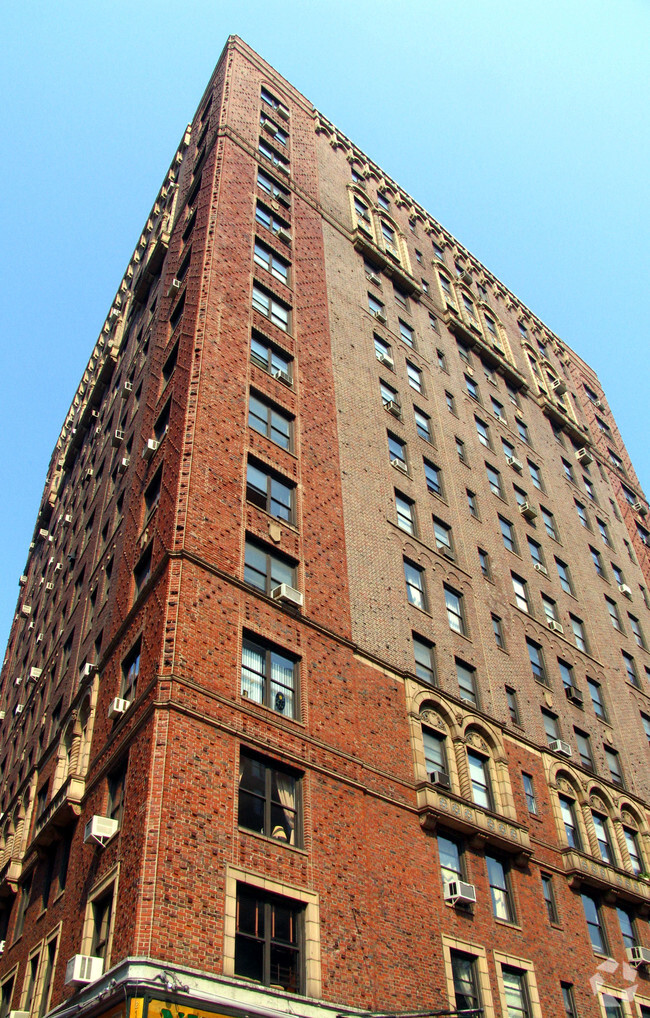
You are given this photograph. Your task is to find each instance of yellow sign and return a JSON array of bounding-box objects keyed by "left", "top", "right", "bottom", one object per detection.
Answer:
[{"left": 148, "top": 1000, "right": 234, "bottom": 1018}]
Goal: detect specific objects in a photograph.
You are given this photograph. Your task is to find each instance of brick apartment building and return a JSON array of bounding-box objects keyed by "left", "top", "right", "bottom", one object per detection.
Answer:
[{"left": 2, "top": 34, "right": 650, "bottom": 1018}]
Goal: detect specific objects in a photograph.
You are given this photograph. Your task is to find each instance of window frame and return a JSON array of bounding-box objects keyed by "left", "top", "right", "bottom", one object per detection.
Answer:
[
  {"left": 241, "top": 632, "right": 299, "bottom": 719},
  {"left": 238, "top": 749, "right": 301, "bottom": 847}
]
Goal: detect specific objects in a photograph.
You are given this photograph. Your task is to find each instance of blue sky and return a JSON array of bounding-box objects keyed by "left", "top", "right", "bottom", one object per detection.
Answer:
[{"left": 1, "top": 0, "right": 648, "bottom": 652}]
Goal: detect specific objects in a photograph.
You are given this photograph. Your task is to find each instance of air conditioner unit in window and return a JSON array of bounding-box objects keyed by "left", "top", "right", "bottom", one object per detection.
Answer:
[
  {"left": 270, "top": 583, "right": 303, "bottom": 608},
  {"left": 376, "top": 353, "right": 393, "bottom": 368},
  {"left": 167, "top": 278, "right": 181, "bottom": 297},
  {"left": 35, "top": 632, "right": 44, "bottom": 643},
  {"left": 519, "top": 502, "right": 537, "bottom": 521},
  {"left": 367, "top": 272, "right": 381, "bottom": 286},
  {"left": 0, "top": 712, "right": 5, "bottom": 721},
  {"left": 506, "top": 456, "right": 523, "bottom": 473},
  {"left": 19, "top": 575, "right": 27, "bottom": 586},
  {"left": 633, "top": 501, "right": 648, "bottom": 517},
  {"left": 45, "top": 582, "right": 54, "bottom": 592},
  {"left": 618, "top": 583, "right": 632, "bottom": 598},
  {"left": 54, "top": 562, "right": 62, "bottom": 572},
  {"left": 373, "top": 309, "right": 387, "bottom": 323},
  {"left": 384, "top": 400, "right": 401, "bottom": 418},
  {"left": 565, "top": 685, "right": 584, "bottom": 706},
  {"left": 20, "top": 604, "right": 31, "bottom": 617},
  {"left": 14, "top": 676, "right": 22, "bottom": 686},
  {"left": 390, "top": 458, "right": 408, "bottom": 473},
  {"left": 548, "top": 619, "right": 564, "bottom": 634},
  {"left": 461, "top": 271, "right": 473, "bottom": 286},
  {"left": 29, "top": 667, "right": 42, "bottom": 681},
  {"left": 84, "top": 815, "right": 119, "bottom": 847},
  {"left": 594, "top": 399, "right": 603, "bottom": 408},
  {"left": 276, "top": 163, "right": 290, "bottom": 177},
  {"left": 271, "top": 367, "right": 292, "bottom": 386},
  {"left": 276, "top": 106, "right": 290, "bottom": 122},
  {"left": 626, "top": 946, "right": 650, "bottom": 968},
  {"left": 81, "top": 663, "right": 97, "bottom": 680},
  {"left": 576, "top": 448, "right": 593, "bottom": 466},
  {"left": 550, "top": 739, "right": 572, "bottom": 757},
  {"left": 429, "top": 770, "right": 450, "bottom": 789},
  {"left": 112, "top": 429, "right": 125, "bottom": 447},
  {"left": 120, "top": 380, "right": 133, "bottom": 399},
  {"left": 276, "top": 228, "right": 291, "bottom": 245},
  {"left": 533, "top": 563, "right": 548, "bottom": 576},
  {"left": 8, "top": 1010, "right": 30, "bottom": 1018},
  {"left": 275, "top": 191, "right": 290, "bottom": 208},
  {"left": 142, "top": 439, "right": 159, "bottom": 461},
  {"left": 38, "top": 528, "right": 49, "bottom": 540},
  {"left": 0, "top": 940, "right": 4, "bottom": 954},
  {"left": 444, "top": 880, "right": 476, "bottom": 905},
  {"left": 14, "top": 704, "right": 24, "bottom": 716},
  {"left": 65, "top": 954, "right": 104, "bottom": 986},
  {"left": 108, "top": 697, "right": 132, "bottom": 720},
  {"left": 118, "top": 455, "right": 130, "bottom": 473},
  {"left": 262, "top": 120, "right": 277, "bottom": 136},
  {"left": 551, "top": 379, "right": 567, "bottom": 396}
]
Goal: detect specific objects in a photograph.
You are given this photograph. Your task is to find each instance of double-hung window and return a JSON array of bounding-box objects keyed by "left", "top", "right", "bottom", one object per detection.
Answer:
[
  {"left": 445, "top": 587, "right": 466, "bottom": 635},
  {"left": 404, "top": 559, "right": 426, "bottom": 610},
  {"left": 244, "top": 538, "right": 296, "bottom": 595},
  {"left": 433, "top": 518, "right": 453, "bottom": 556},
  {"left": 246, "top": 460, "right": 294, "bottom": 522},
  {"left": 475, "top": 416, "right": 491, "bottom": 448},
  {"left": 500, "top": 516, "right": 517, "bottom": 553},
  {"left": 388, "top": 432, "right": 407, "bottom": 470},
  {"left": 592, "top": 812, "right": 614, "bottom": 863},
  {"left": 467, "top": 750, "right": 492, "bottom": 810},
  {"left": 527, "top": 639, "right": 546, "bottom": 684},
  {"left": 501, "top": 967, "right": 532, "bottom": 1018},
  {"left": 424, "top": 459, "right": 443, "bottom": 496},
  {"left": 406, "top": 361, "right": 423, "bottom": 392},
  {"left": 250, "top": 333, "right": 292, "bottom": 381},
  {"left": 423, "top": 728, "right": 447, "bottom": 775},
  {"left": 248, "top": 393, "right": 292, "bottom": 449},
  {"left": 413, "top": 633, "right": 436, "bottom": 685},
  {"left": 254, "top": 240, "right": 290, "bottom": 284},
  {"left": 486, "top": 464, "right": 503, "bottom": 497},
  {"left": 456, "top": 659, "right": 477, "bottom": 704},
  {"left": 235, "top": 886, "right": 302, "bottom": 992},
  {"left": 414, "top": 408, "right": 432, "bottom": 442},
  {"left": 239, "top": 751, "right": 300, "bottom": 845},
  {"left": 241, "top": 634, "right": 298, "bottom": 717},
  {"left": 395, "top": 492, "right": 416, "bottom": 534},
  {"left": 581, "top": 892, "right": 607, "bottom": 953},
  {"left": 560, "top": 795, "right": 581, "bottom": 849},
  {"left": 252, "top": 283, "right": 290, "bottom": 331},
  {"left": 511, "top": 574, "right": 529, "bottom": 613},
  {"left": 486, "top": 853, "right": 514, "bottom": 921},
  {"left": 450, "top": 951, "right": 481, "bottom": 1013}
]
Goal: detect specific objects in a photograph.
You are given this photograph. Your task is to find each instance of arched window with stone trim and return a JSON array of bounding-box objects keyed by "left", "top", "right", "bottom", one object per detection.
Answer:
[
  {"left": 417, "top": 703, "right": 459, "bottom": 792},
  {"left": 617, "top": 803, "right": 648, "bottom": 877},
  {"left": 460, "top": 724, "right": 516, "bottom": 821},
  {"left": 552, "top": 770, "right": 589, "bottom": 852},
  {"left": 588, "top": 790, "right": 619, "bottom": 867},
  {"left": 52, "top": 722, "right": 75, "bottom": 795}
]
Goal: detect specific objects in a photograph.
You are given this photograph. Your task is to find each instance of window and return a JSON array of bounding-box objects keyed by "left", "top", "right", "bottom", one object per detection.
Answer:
[
  {"left": 642, "top": 712, "right": 650, "bottom": 742},
  {"left": 0, "top": 976, "right": 15, "bottom": 1018},
  {"left": 597, "top": 518, "right": 611, "bottom": 546},
  {"left": 629, "top": 614, "right": 646, "bottom": 648},
  {"left": 144, "top": 466, "right": 162, "bottom": 520},
  {"left": 430, "top": 312, "right": 440, "bottom": 331},
  {"left": 37, "top": 935, "right": 57, "bottom": 1018},
  {"left": 162, "top": 340, "right": 178, "bottom": 387},
  {"left": 406, "top": 361, "right": 422, "bottom": 392},
  {"left": 413, "top": 633, "right": 436, "bottom": 685},
  {"left": 423, "top": 728, "right": 447, "bottom": 774},
  {"left": 590, "top": 546, "right": 605, "bottom": 577},
  {"left": 251, "top": 333, "right": 292, "bottom": 382},
  {"left": 478, "top": 548, "right": 491, "bottom": 578},
  {"left": 486, "top": 464, "right": 503, "bottom": 497},
  {"left": 562, "top": 458, "right": 575, "bottom": 483},
  {"left": 553, "top": 561, "right": 573, "bottom": 594},
  {"left": 575, "top": 729, "right": 594, "bottom": 770},
  {"left": 445, "top": 587, "right": 466, "bottom": 635},
  {"left": 395, "top": 492, "right": 416, "bottom": 534},
  {"left": 90, "top": 887, "right": 114, "bottom": 963},
  {"left": 169, "top": 291, "right": 185, "bottom": 331},
  {"left": 624, "top": 827, "right": 643, "bottom": 875},
  {"left": 154, "top": 400, "right": 171, "bottom": 442},
  {"left": 260, "top": 87, "right": 289, "bottom": 117},
  {"left": 252, "top": 283, "right": 290, "bottom": 331},
  {"left": 446, "top": 391, "right": 457, "bottom": 414},
  {"left": 511, "top": 574, "right": 529, "bottom": 613},
  {"left": 592, "top": 811, "right": 614, "bottom": 863},
  {"left": 414, "top": 408, "right": 432, "bottom": 442},
  {"left": 438, "top": 833, "right": 464, "bottom": 886},
  {"left": 500, "top": 517, "right": 517, "bottom": 553},
  {"left": 239, "top": 751, "right": 299, "bottom": 845},
  {"left": 242, "top": 634, "right": 298, "bottom": 717},
  {"left": 486, "top": 854, "right": 514, "bottom": 922},
  {"left": 456, "top": 659, "right": 477, "bottom": 704},
  {"left": 381, "top": 221, "right": 398, "bottom": 256},
  {"left": 376, "top": 191, "right": 390, "bottom": 211},
  {"left": 527, "top": 537, "right": 544, "bottom": 567},
  {"left": 616, "top": 907, "right": 637, "bottom": 951},
  {"left": 465, "top": 375, "right": 481, "bottom": 402},
  {"left": 374, "top": 334, "right": 393, "bottom": 366},
  {"left": 235, "top": 886, "right": 302, "bottom": 993},
  {"left": 255, "top": 202, "right": 291, "bottom": 240},
  {"left": 467, "top": 750, "right": 492, "bottom": 810},
  {"left": 247, "top": 461, "right": 294, "bottom": 522},
  {"left": 584, "top": 477, "right": 597, "bottom": 502},
  {"left": 456, "top": 437, "right": 466, "bottom": 462},
  {"left": 433, "top": 517, "right": 453, "bottom": 556},
  {"left": 582, "top": 892, "right": 607, "bottom": 952},
  {"left": 248, "top": 393, "right": 292, "bottom": 449},
  {"left": 561, "top": 983, "right": 578, "bottom": 1018},
  {"left": 588, "top": 679, "right": 607, "bottom": 720},
  {"left": 107, "top": 760, "right": 127, "bottom": 825},
  {"left": 23, "top": 951, "right": 40, "bottom": 1014},
  {"left": 244, "top": 539, "right": 296, "bottom": 595},
  {"left": 432, "top": 241, "right": 444, "bottom": 261},
  {"left": 450, "top": 951, "right": 481, "bottom": 1013},
  {"left": 608, "top": 448, "right": 624, "bottom": 471},
  {"left": 602, "top": 995, "right": 625, "bottom": 1018},
  {"left": 541, "top": 507, "right": 558, "bottom": 540},
  {"left": 424, "top": 459, "right": 443, "bottom": 496},
  {"left": 436, "top": 347, "right": 446, "bottom": 369},
  {"left": 254, "top": 240, "right": 289, "bottom": 284},
  {"left": 506, "top": 381, "right": 520, "bottom": 407},
  {"left": 560, "top": 795, "right": 581, "bottom": 848},
  {"left": 575, "top": 500, "right": 590, "bottom": 529},
  {"left": 605, "top": 747, "right": 624, "bottom": 787},
  {"left": 388, "top": 432, "right": 407, "bottom": 470},
  {"left": 368, "top": 293, "right": 384, "bottom": 316},
  {"left": 394, "top": 287, "right": 407, "bottom": 310},
  {"left": 399, "top": 319, "right": 414, "bottom": 347},
  {"left": 527, "top": 639, "right": 547, "bottom": 684},
  {"left": 506, "top": 686, "right": 519, "bottom": 722},
  {"left": 516, "top": 419, "right": 530, "bottom": 444},
  {"left": 542, "top": 709, "right": 560, "bottom": 746},
  {"left": 354, "top": 195, "right": 371, "bottom": 224},
  {"left": 475, "top": 416, "right": 491, "bottom": 448},
  {"left": 121, "top": 639, "right": 140, "bottom": 702},
  {"left": 467, "top": 490, "right": 478, "bottom": 517},
  {"left": 380, "top": 379, "right": 400, "bottom": 410},
  {"left": 605, "top": 597, "right": 622, "bottom": 631},
  {"left": 523, "top": 773, "right": 537, "bottom": 814},
  {"left": 257, "top": 169, "right": 290, "bottom": 205},
  {"left": 259, "top": 113, "right": 289, "bottom": 146},
  {"left": 570, "top": 615, "right": 588, "bottom": 653},
  {"left": 491, "top": 396, "right": 505, "bottom": 421},
  {"left": 501, "top": 966, "right": 532, "bottom": 1018},
  {"left": 622, "top": 651, "right": 639, "bottom": 687},
  {"left": 462, "top": 293, "right": 478, "bottom": 321},
  {"left": 611, "top": 563, "right": 624, "bottom": 585},
  {"left": 258, "top": 139, "right": 289, "bottom": 172},
  {"left": 133, "top": 544, "right": 152, "bottom": 597},
  {"left": 404, "top": 559, "right": 426, "bottom": 610}
]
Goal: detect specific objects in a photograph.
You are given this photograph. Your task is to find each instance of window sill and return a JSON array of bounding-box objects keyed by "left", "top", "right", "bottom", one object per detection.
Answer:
[
  {"left": 494, "top": 918, "right": 522, "bottom": 931},
  {"left": 239, "top": 827, "right": 308, "bottom": 856}
]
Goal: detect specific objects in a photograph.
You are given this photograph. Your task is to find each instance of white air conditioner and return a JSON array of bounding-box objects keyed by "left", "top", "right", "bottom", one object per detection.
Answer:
[
  {"left": 270, "top": 583, "right": 303, "bottom": 608},
  {"left": 120, "top": 380, "right": 133, "bottom": 399},
  {"left": 38, "top": 528, "right": 49, "bottom": 540},
  {"left": 367, "top": 272, "right": 381, "bottom": 285},
  {"left": 20, "top": 604, "right": 31, "bottom": 617},
  {"left": 594, "top": 399, "right": 602, "bottom": 409},
  {"left": 565, "top": 685, "right": 584, "bottom": 706},
  {"left": 27, "top": 620, "right": 35, "bottom": 631},
  {"left": 112, "top": 429, "right": 125, "bottom": 448},
  {"left": 14, "top": 704, "right": 24, "bottom": 716},
  {"left": 19, "top": 575, "right": 28, "bottom": 586},
  {"left": 81, "top": 663, "right": 97, "bottom": 680},
  {"left": 548, "top": 619, "right": 564, "bottom": 634},
  {"left": 65, "top": 954, "right": 104, "bottom": 986},
  {"left": 84, "top": 815, "right": 119, "bottom": 847},
  {"left": 627, "top": 946, "right": 650, "bottom": 968},
  {"left": 373, "top": 309, "right": 387, "bottom": 323},
  {"left": 29, "top": 667, "right": 42, "bottom": 681},
  {"left": 262, "top": 120, "right": 277, "bottom": 136},
  {"left": 167, "top": 278, "right": 181, "bottom": 297},
  {"left": 550, "top": 739, "right": 572, "bottom": 757},
  {"left": 633, "top": 501, "right": 648, "bottom": 517},
  {"left": 0, "top": 940, "right": 4, "bottom": 954},
  {"left": 35, "top": 632, "right": 44, "bottom": 643},
  {"left": 551, "top": 379, "right": 567, "bottom": 396},
  {"left": 142, "top": 439, "right": 159, "bottom": 461},
  {"left": 54, "top": 562, "right": 62, "bottom": 572},
  {"left": 444, "top": 880, "right": 476, "bottom": 905},
  {"left": 108, "top": 697, "right": 132, "bottom": 720},
  {"left": 45, "top": 582, "right": 54, "bottom": 592},
  {"left": 14, "top": 676, "right": 22, "bottom": 686},
  {"left": 429, "top": 770, "right": 450, "bottom": 789},
  {"left": 276, "top": 106, "right": 290, "bottom": 122},
  {"left": 461, "top": 271, "right": 473, "bottom": 286},
  {"left": 84, "top": 468, "right": 94, "bottom": 482},
  {"left": 271, "top": 367, "right": 292, "bottom": 386},
  {"left": 390, "top": 458, "right": 408, "bottom": 473},
  {"left": 533, "top": 563, "right": 548, "bottom": 576},
  {"left": 576, "top": 448, "right": 593, "bottom": 466},
  {"left": 276, "top": 228, "right": 291, "bottom": 244},
  {"left": 8, "top": 1011, "right": 30, "bottom": 1018},
  {"left": 465, "top": 365, "right": 474, "bottom": 376},
  {"left": 384, "top": 400, "right": 401, "bottom": 417},
  {"left": 275, "top": 190, "right": 290, "bottom": 208},
  {"left": 618, "top": 583, "right": 632, "bottom": 598},
  {"left": 118, "top": 455, "right": 130, "bottom": 474},
  {"left": 276, "top": 163, "right": 290, "bottom": 176},
  {"left": 506, "top": 456, "right": 523, "bottom": 473},
  {"left": 519, "top": 502, "right": 537, "bottom": 521},
  {"left": 63, "top": 514, "right": 72, "bottom": 525},
  {"left": 376, "top": 353, "right": 393, "bottom": 368}
]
